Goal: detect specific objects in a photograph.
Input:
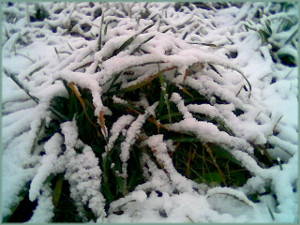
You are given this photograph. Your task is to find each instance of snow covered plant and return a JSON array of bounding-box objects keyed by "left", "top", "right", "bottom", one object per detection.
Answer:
[{"left": 2, "top": 2, "right": 298, "bottom": 223}]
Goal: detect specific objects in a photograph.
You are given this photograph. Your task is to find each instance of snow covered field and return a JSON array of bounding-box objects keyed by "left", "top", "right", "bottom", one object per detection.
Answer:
[{"left": 1, "top": 2, "right": 298, "bottom": 223}]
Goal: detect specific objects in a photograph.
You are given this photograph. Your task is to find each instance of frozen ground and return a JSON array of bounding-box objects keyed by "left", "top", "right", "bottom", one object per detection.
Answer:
[{"left": 1, "top": 2, "right": 298, "bottom": 223}]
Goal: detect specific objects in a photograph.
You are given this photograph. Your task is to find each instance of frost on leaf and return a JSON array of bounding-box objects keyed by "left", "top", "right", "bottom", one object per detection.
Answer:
[
  {"left": 60, "top": 120, "right": 106, "bottom": 220},
  {"left": 29, "top": 133, "right": 63, "bottom": 202}
]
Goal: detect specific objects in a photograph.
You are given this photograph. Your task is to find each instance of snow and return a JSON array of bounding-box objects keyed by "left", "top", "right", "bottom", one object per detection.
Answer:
[
  {"left": 145, "top": 134, "right": 195, "bottom": 193},
  {"left": 27, "top": 184, "right": 54, "bottom": 223},
  {"left": 120, "top": 102, "right": 158, "bottom": 178},
  {"left": 29, "top": 133, "right": 63, "bottom": 202},
  {"left": 170, "top": 92, "right": 193, "bottom": 119},
  {"left": 106, "top": 114, "right": 135, "bottom": 152},
  {"left": 206, "top": 186, "right": 255, "bottom": 217},
  {"left": 60, "top": 119, "right": 78, "bottom": 149},
  {"left": 59, "top": 121, "right": 106, "bottom": 220},
  {"left": 1, "top": 1, "right": 298, "bottom": 223},
  {"left": 167, "top": 118, "right": 253, "bottom": 154}
]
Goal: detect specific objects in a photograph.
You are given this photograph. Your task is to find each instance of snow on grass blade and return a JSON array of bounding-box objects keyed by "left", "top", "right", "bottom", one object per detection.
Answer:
[
  {"left": 110, "top": 23, "right": 155, "bottom": 58},
  {"left": 4, "top": 69, "right": 39, "bottom": 104},
  {"left": 97, "top": 8, "right": 105, "bottom": 51},
  {"left": 119, "top": 67, "right": 177, "bottom": 93},
  {"left": 158, "top": 72, "right": 172, "bottom": 123}
]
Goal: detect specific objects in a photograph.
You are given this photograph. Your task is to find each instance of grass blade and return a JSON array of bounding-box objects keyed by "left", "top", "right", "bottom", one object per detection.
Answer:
[
  {"left": 97, "top": 9, "right": 105, "bottom": 51},
  {"left": 159, "top": 72, "right": 172, "bottom": 123},
  {"left": 4, "top": 69, "right": 39, "bottom": 104},
  {"left": 68, "top": 82, "right": 98, "bottom": 128},
  {"left": 183, "top": 69, "right": 189, "bottom": 82},
  {"left": 203, "top": 142, "right": 227, "bottom": 185},
  {"left": 111, "top": 23, "right": 155, "bottom": 57},
  {"left": 267, "top": 205, "right": 275, "bottom": 221},
  {"left": 53, "top": 174, "right": 64, "bottom": 207},
  {"left": 120, "top": 66, "right": 177, "bottom": 93},
  {"left": 131, "top": 35, "right": 155, "bottom": 55},
  {"left": 99, "top": 110, "right": 107, "bottom": 137}
]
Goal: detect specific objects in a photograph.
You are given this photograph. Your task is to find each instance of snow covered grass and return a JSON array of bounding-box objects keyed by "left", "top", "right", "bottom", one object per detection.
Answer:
[{"left": 1, "top": 2, "right": 298, "bottom": 223}]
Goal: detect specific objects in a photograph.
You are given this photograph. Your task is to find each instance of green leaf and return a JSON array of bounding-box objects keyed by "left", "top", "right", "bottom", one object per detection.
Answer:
[
  {"left": 102, "top": 156, "right": 115, "bottom": 203},
  {"left": 204, "top": 172, "right": 223, "bottom": 184},
  {"left": 158, "top": 73, "right": 172, "bottom": 123},
  {"left": 102, "top": 182, "right": 115, "bottom": 203},
  {"left": 104, "top": 20, "right": 111, "bottom": 36},
  {"left": 247, "top": 193, "right": 260, "bottom": 203},
  {"left": 282, "top": 2, "right": 294, "bottom": 12},
  {"left": 230, "top": 171, "right": 248, "bottom": 186},
  {"left": 97, "top": 12, "right": 105, "bottom": 51},
  {"left": 158, "top": 112, "right": 182, "bottom": 121},
  {"left": 258, "top": 29, "right": 270, "bottom": 43},
  {"left": 110, "top": 72, "right": 122, "bottom": 87},
  {"left": 265, "top": 19, "right": 272, "bottom": 34},
  {"left": 193, "top": 177, "right": 204, "bottom": 184},
  {"left": 267, "top": 205, "right": 275, "bottom": 221},
  {"left": 284, "top": 28, "right": 298, "bottom": 45},
  {"left": 244, "top": 24, "right": 250, "bottom": 32},
  {"left": 173, "top": 137, "right": 201, "bottom": 143},
  {"left": 53, "top": 174, "right": 64, "bottom": 207},
  {"left": 127, "top": 169, "right": 139, "bottom": 188},
  {"left": 244, "top": 23, "right": 256, "bottom": 32},
  {"left": 209, "top": 144, "right": 243, "bottom": 167},
  {"left": 120, "top": 71, "right": 161, "bottom": 93},
  {"left": 278, "top": 53, "right": 296, "bottom": 67},
  {"left": 44, "top": 174, "right": 56, "bottom": 185},
  {"left": 156, "top": 88, "right": 166, "bottom": 116},
  {"left": 112, "top": 169, "right": 128, "bottom": 196},
  {"left": 116, "top": 102, "right": 144, "bottom": 114}
]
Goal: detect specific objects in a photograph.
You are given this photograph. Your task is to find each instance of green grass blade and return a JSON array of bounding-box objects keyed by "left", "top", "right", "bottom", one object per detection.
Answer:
[
  {"left": 267, "top": 205, "right": 275, "bottom": 221},
  {"left": 107, "top": 72, "right": 122, "bottom": 92},
  {"left": 131, "top": 35, "right": 155, "bottom": 55},
  {"left": 158, "top": 73, "right": 172, "bottom": 123},
  {"left": 111, "top": 23, "right": 154, "bottom": 57},
  {"left": 97, "top": 11, "right": 105, "bottom": 51},
  {"left": 284, "top": 28, "right": 298, "bottom": 45},
  {"left": 265, "top": 19, "right": 272, "bottom": 34},
  {"left": 209, "top": 144, "right": 243, "bottom": 167},
  {"left": 173, "top": 137, "right": 201, "bottom": 143},
  {"left": 53, "top": 174, "right": 64, "bottom": 207},
  {"left": 120, "top": 72, "right": 161, "bottom": 93},
  {"left": 158, "top": 112, "right": 182, "bottom": 121}
]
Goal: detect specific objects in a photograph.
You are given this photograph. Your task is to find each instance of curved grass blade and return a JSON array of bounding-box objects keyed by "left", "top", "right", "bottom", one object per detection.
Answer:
[
  {"left": 68, "top": 82, "right": 98, "bottom": 128},
  {"left": 205, "top": 62, "right": 252, "bottom": 97},
  {"left": 99, "top": 110, "right": 107, "bottom": 137}
]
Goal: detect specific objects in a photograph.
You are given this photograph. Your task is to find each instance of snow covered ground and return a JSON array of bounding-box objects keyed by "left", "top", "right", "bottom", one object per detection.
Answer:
[{"left": 1, "top": 2, "right": 298, "bottom": 223}]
